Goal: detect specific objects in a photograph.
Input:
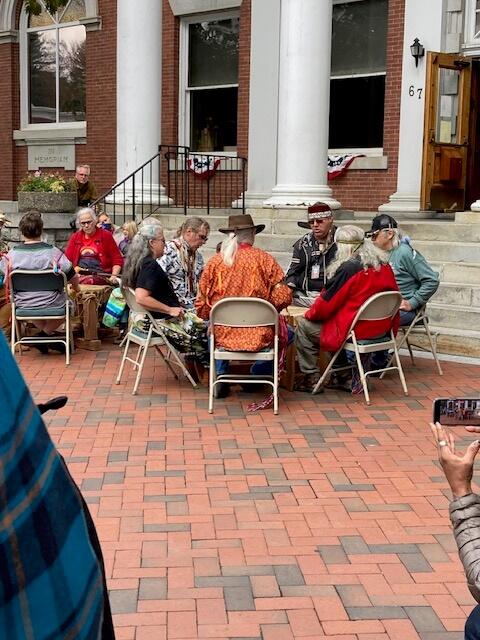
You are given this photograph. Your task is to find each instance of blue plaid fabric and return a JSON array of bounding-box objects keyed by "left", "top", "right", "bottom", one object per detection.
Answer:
[{"left": 0, "top": 333, "right": 105, "bottom": 640}]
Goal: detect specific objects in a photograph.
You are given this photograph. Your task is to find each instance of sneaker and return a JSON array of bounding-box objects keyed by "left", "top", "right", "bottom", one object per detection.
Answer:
[
  {"left": 295, "top": 373, "right": 322, "bottom": 393},
  {"left": 31, "top": 342, "right": 49, "bottom": 355},
  {"left": 48, "top": 341, "right": 66, "bottom": 354},
  {"left": 325, "top": 373, "right": 352, "bottom": 392}
]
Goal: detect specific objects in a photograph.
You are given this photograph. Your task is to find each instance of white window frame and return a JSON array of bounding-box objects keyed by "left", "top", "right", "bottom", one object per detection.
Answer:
[
  {"left": 329, "top": 0, "right": 386, "bottom": 157},
  {"left": 17, "top": 0, "right": 95, "bottom": 140},
  {"left": 464, "top": 0, "right": 480, "bottom": 51},
  {"left": 178, "top": 9, "right": 239, "bottom": 156}
]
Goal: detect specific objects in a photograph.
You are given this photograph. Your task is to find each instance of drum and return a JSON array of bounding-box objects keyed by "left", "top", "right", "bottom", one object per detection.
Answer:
[{"left": 74, "top": 284, "right": 112, "bottom": 349}]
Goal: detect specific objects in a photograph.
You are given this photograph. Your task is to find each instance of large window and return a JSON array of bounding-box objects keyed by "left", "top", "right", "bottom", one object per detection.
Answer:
[
  {"left": 464, "top": 0, "right": 480, "bottom": 49},
  {"left": 329, "top": 0, "right": 388, "bottom": 149},
  {"left": 180, "top": 13, "right": 239, "bottom": 152},
  {"left": 27, "top": 0, "right": 86, "bottom": 124}
]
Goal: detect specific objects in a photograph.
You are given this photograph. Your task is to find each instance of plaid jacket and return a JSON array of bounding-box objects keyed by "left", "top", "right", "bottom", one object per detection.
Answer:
[{"left": 0, "top": 333, "right": 105, "bottom": 639}]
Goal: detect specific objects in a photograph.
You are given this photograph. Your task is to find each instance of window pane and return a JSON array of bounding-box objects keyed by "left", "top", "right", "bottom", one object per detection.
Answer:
[
  {"left": 190, "top": 87, "right": 237, "bottom": 151},
  {"left": 188, "top": 17, "right": 239, "bottom": 87},
  {"left": 329, "top": 75, "right": 385, "bottom": 148},
  {"left": 435, "top": 68, "right": 460, "bottom": 144},
  {"left": 29, "top": 30, "right": 56, "bottom": 123},
  {"left": 332, "top": 0, "right": 388, "bottom": 75},
  {"left": 59, "top": 25, "right": 86, "bottom": 121},
  {"left": 476, "top": 5, "right": 480, "bottom": 36},
  {"left": 60, "top": 0, "right": 86, "bottom": 23},
  {"left": 28, "top": 4, "right": 54, "bottom": 28}
]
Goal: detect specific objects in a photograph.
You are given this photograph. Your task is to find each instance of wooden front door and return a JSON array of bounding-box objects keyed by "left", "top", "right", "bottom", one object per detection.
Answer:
[{"left": 421, "top": 52, "right": 472, "bottom": 212}]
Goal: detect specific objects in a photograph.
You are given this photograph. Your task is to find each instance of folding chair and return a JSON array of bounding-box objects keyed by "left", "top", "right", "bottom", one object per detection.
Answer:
[
  {"left": 209, "top": 297, "right": 279, "bottom": 414},
  {"left": 381, "top": 306, "right": 443, "bottom": 376},
  {"left": 115, "top": 288, "right": 197, "bottom": 394},
  {"left": 10, "top": 269, "right": 72, "bottom": 365},
  {"left": 312, "top": 291, "right": 408, "bottom": 405}
]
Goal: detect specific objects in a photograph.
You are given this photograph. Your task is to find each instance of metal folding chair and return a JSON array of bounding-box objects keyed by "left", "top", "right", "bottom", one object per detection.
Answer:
[
  {"left": 382, "top": 306, "right": 443, "bottom": 376},
  {"left": 10, "top": 269, "right": 72, "bottom": 365},
  {"left": 115, "top": 288, "right": 197, "bottom": 394},
  {"left": 209, "top": 297, "right": 279, "bottom": 414},
  {"left": 312, "top": 291, "right": 408, "bottom": 405}
]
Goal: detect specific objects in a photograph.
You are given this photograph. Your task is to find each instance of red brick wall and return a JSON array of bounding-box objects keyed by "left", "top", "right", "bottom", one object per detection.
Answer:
[
  {"left": 0, "top": 0, "right": 117, "bottom": 202},
  {"left": 330, "top": 0, "right": 405, "bottom": 211},
  {"left": 237, "top": 0, "right": 250, "bottom": 158},
  {"left": 0, "top": 42, "right": 17, "bottom": 201}
]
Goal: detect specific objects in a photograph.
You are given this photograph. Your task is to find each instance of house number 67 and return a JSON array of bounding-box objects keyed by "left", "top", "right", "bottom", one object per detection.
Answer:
[{"left": 408, "top": 85, "right": 423, "bottom": 99}]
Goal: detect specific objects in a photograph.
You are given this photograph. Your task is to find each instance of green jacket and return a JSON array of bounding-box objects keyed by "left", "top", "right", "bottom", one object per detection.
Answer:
[{"left": 388, "top": 240, "right": 439, "bottom": 310}]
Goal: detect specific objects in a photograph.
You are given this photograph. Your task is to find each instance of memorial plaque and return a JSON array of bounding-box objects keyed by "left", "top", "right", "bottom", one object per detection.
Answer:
[{"left": 28, "top": 144, "right": 75, "bottom": 170}]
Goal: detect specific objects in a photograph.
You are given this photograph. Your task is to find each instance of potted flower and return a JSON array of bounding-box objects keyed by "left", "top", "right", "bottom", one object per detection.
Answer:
[{"left": 17, "top": 171, "right": 77, "bottom": 213}]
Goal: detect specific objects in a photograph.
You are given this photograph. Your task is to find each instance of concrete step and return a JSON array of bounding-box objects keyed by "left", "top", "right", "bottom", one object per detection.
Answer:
[
  {"left": 427, "top": 302, "right": 480, "bottom": 329},
  {"left": 413, "top": 326, "right": 480, "bottom": 358},
  {"left": 435, "top": 282, "right": 480, "bottom": 308}
]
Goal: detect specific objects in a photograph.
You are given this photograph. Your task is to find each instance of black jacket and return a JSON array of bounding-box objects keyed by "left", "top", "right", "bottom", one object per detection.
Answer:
[{"left": 285, "top": 228, "right": 337, "bottom": 294}]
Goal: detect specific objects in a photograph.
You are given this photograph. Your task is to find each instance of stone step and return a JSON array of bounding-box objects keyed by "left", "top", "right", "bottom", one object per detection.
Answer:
[
  {"left": 407, "top": 326, "right": 480, "bottom": 358},
  {"left": 435, "top": 282, "right": 480, "bottom": 308},
  {"left": 427, "top": 302, "right": 480, "bottom": 329}
]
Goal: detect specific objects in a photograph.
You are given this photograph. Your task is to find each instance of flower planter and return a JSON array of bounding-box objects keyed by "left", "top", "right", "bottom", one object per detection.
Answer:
[{"left": 17, "top": 191, "right": 77, "bottom": 214}]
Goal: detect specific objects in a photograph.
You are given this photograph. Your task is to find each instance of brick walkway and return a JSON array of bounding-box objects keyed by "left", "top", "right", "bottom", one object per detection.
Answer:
[{"left": 23, "top": 344, "right": 480, "bottom": 640}]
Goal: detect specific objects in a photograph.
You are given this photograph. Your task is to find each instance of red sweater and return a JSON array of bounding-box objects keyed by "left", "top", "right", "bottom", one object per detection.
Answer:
[
  {"left": 305, "top": 258, "right": 399, "bottom": 352},
  {"left": 64, "top": 228, "right": 123, "bottom": 273}
]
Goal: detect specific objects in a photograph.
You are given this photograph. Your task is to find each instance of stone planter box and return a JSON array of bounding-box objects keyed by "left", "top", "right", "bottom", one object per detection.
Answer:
[{"left": 17, "top": 191, "right": 77, "bottom": 214}]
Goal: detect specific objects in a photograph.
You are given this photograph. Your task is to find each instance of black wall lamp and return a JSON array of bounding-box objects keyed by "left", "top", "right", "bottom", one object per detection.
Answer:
[{"left": 410, "top": 38, "right": 425, "bottom": 67}]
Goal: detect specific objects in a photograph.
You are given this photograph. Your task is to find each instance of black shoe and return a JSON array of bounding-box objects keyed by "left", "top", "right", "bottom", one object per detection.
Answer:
[
  {"left": 325, "top": 373, "right": 352, "bottom": 392},
  {"left": 31, "top": 342, "right": 49, "bottom": 354},
  {"left": 47, "top": 341, "right": 66, "bottom": 354},
  {"left": 295, "top": 373, "right": 322, "bottom": 393},
  {"left": 240, "top": 382, "right": 265, "bottom": 393},
  {"left": 214, "top": 382, "right": 230, "bottom": 399}
]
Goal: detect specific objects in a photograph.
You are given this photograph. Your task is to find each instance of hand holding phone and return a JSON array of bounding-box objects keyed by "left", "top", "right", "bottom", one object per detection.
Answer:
[{"left": 433, "top": 398, "right": 480, "bottom": 426}]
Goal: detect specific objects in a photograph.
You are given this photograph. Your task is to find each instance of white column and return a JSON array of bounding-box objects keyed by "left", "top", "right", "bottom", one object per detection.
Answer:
[
  {"left": 243, "top": 0, "right": 280, "bottom": 207},
  {"left": 379, "top": 0, "right": 443, "bottom": 216},
  {"left": 116, "top": 0, "right": 169, "bottom": 204},
  {"left": 264, "top": 0, "right": 340, "bottom": 209}
]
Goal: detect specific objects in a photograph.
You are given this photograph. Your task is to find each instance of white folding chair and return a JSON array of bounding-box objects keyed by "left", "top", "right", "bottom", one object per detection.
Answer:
[
  {"left": 381, "top": 306, "right": 443, "bottom": 376},
  {"left": 10, "top": 269, "right": 72, "bottom": 365},
  {"left": 115, "top": 288, "right": 197, "bottom": 394},
  {"left": 209, "top": 297, "right": 279, "bottom": 414},
  {"left": 312, "top": 291, "right": 408, "bottom": 405}
]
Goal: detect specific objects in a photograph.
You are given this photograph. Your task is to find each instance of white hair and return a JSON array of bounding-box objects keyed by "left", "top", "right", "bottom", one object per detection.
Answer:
[
  {"left": 326, "top": 224, "right": 388, "bottom": 279},
  {"left": 76, "top": 207, "right": 97, "bottom": 226},
  {"left": 220, "top": 228, "right": 255, "bottom": 267},
  {"left": 122, "top": 224, "right": 164, "bottom": 288}
]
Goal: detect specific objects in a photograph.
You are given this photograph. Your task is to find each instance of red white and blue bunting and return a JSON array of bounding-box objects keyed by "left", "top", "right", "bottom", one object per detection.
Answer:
[
  {"left": 327, "top": 154, "right": 364, "bottom": 180},
  {"left": 187, "top": 155, "right": 221, "bottom": 180}
]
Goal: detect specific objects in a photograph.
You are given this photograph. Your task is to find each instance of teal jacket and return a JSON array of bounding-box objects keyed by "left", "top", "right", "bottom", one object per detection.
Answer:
[{"left": 388, "top": 239, "right": 439, "bottom": 310}]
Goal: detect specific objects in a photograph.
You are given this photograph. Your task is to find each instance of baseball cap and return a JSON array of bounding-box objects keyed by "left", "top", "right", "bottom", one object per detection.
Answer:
[{"left": 367, "top": 214, "right": 398, "bottom": 237}]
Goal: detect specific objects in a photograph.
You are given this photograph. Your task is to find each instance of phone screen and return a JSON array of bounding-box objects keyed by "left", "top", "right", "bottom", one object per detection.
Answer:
[{"left": 433, "top": 398, "right": 480, "bottom": 425}]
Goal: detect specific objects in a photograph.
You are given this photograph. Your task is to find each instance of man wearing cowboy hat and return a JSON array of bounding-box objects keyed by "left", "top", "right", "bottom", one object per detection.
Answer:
[
  {"left": 285, "top": 203, "right": 337, "bottom": 307},
  {"left": 196, "top": 214, "right": 292, "bottom": 399}
]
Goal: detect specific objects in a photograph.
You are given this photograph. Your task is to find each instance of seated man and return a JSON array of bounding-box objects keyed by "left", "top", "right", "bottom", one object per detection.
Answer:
[
  {"left": 75, "top": 164, "right": 97, "bottom": 208},
  {"left": 295, "top": 225, "right": 399, "bottom": 392},
  {"left": 0, "top": 210, "right": 80, "bottom": 354},
  {"left": 368, "top": 214, "right": 439, "bottom": 325},
  {"left": 196, "top": 214, "right": 293, "bottom": 399},
  {"left": 159, "top": 216, "right": 210, "bottom": 309},
  {"left": 285, "top": 202, "right": 337, "bottom": 307},
  {"left": 65, "top": 207, "right": 123, "bottom": 285}
]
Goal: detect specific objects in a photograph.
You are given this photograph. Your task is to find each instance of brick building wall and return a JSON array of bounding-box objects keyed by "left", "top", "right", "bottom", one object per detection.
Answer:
[
  {"left": 330, "top": 0, "right": 405, "bottom": 211},
  {"left": 0, "top": 0, "right": 117, "bottom": 203}
]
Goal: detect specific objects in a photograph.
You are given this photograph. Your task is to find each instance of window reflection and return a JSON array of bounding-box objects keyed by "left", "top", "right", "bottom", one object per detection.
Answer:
[{"left": 27, "top": 0, "right": 86, "bottom": 124}]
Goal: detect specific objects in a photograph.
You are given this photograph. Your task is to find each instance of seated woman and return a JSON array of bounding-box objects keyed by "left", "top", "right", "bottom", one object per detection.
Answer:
[
  {"left": 122, "top": 223, "right": 208, "bottom": 367},
  {"left": 118, "top": 219, "right": 138, "bottom": 257},
  {"left": 0, "top": 210, "right": 80, "bottom": 353},
  {"left": 294, "top": 225, "right": 399, "bottom": 392},
  {"left": 65, "top": 208, "right": 123, "bottom": 285}
]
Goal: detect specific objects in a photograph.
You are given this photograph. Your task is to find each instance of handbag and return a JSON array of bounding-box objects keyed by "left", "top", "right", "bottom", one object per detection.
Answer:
[{"left": 102, "top": 287, "right": 126, "bottom": 327}]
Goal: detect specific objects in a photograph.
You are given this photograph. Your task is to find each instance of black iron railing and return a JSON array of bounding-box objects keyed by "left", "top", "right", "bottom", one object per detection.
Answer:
[{"left": 91, "top": 145, "right": 247, "bottom": 224}]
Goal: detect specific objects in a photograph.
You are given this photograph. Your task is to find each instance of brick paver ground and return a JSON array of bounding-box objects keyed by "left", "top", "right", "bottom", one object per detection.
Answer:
[{"left": 22, "top": 343, "right": 480, "bottom": 640}]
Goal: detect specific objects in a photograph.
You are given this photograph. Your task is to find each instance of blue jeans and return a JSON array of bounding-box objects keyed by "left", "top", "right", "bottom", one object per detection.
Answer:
[
  {"left": 465, "top": 604, "right": 480, "bottom": 639},
  {"left": 215, "top": 326, "right": 295, "bottom": 376}
]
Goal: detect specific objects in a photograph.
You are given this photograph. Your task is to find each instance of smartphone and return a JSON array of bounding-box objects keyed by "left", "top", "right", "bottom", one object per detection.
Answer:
[{"left": 433, "top": 398, "right": 480, "bottom": 426}]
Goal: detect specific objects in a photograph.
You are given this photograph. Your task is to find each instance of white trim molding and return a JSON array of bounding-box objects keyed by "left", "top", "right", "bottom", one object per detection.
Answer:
[{"left": 169, "top": 0, "right": 241, "bottom": 16}]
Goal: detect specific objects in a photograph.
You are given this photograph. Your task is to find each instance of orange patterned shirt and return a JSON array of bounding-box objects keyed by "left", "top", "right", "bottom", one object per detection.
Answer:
[{"left": 195, "top": 244, "right": 292, "bottom": 351}]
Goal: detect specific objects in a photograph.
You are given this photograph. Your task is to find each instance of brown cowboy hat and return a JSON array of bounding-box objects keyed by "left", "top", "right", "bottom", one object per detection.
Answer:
[
  {"left": 218, "top": 214, "right": 265, "bottom": 235},
  {"left": 298, "top": 202, "right": 333, "bottom": 229}
]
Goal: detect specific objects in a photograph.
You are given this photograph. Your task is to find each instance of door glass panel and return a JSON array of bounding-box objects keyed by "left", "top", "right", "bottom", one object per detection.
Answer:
[
  {"left": 188, "top": 18, "right": 239, "bottom": 87},
  {"left": 436, "top": 68, "right": 460, "bottom": 144}
]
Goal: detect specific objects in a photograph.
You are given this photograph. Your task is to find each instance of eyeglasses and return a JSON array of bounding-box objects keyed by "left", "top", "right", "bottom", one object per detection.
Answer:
[
  {"left": 80, "top": 220, "right": 94, "bottom": 225},
  {"left": 198, "top": 233, "right": 209, "bottom": 241},
  {"left": 309, "top": 218, "right": 331, "bottom": 225}
]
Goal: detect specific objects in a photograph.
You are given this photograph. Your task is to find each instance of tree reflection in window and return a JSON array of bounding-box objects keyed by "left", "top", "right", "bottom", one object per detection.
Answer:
[{"left": 28, "top": 0, "right": 86, "bottom": 123}]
